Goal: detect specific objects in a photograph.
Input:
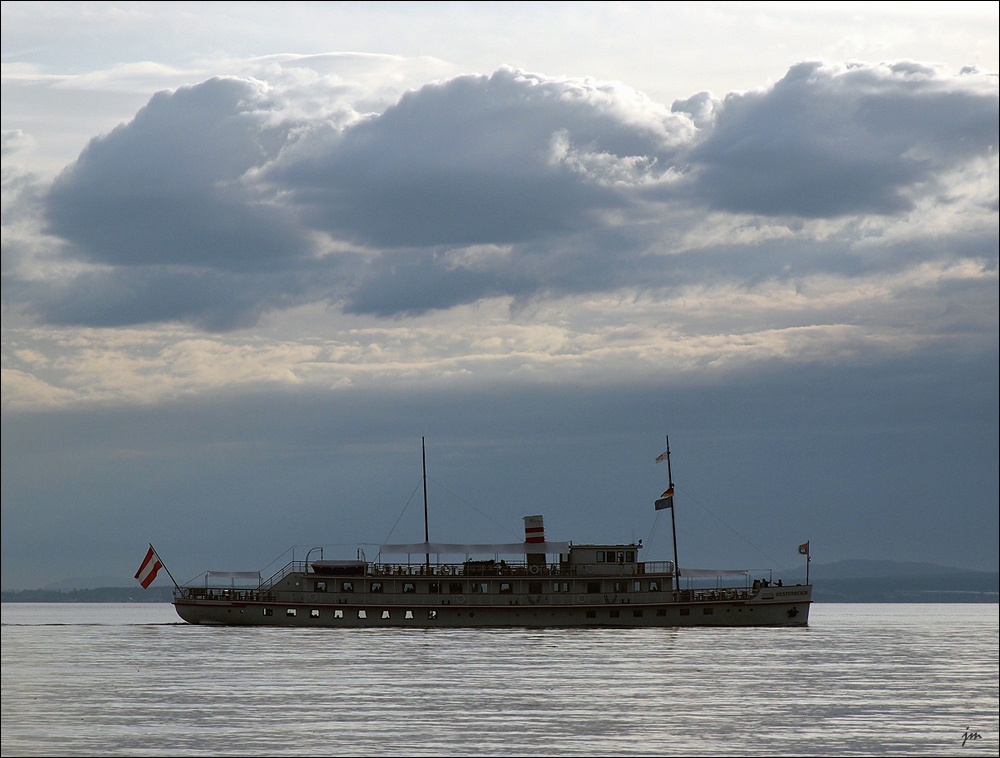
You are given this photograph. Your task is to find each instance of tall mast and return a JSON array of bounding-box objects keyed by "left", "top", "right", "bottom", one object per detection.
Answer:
[
  {"left": 665, "top": 436, "right": 680, "bottom": 593},
  {"left": 422, "top": 436, "right": 429, "bottom": 568}
]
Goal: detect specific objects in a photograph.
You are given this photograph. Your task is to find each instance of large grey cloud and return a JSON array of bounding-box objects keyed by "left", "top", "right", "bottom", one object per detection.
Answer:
[
  {"left": 672, "top": 61, "right": 999, "bottom": 217},
  {"left": 6, "top": 61, "right": 997, "bottom": 327}
]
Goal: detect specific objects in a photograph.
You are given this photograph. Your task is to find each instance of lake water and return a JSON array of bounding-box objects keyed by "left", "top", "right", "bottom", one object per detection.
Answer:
[{"left": 2, "top": 603, "right": 997, "bottom": 757}]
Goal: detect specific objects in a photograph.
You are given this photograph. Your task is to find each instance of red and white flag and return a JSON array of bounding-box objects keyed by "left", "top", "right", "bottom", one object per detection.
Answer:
[{"left": 134, "top": 546, "right": 163, "bottom": 589}]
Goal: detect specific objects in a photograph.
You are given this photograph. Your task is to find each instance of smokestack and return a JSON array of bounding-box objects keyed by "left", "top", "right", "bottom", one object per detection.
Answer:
[
  {"left": 523, "top": 515, "right": 544, "bottom": 543},
  {"left": 523, "top": 515, "right": 545, "bottom": 569}
]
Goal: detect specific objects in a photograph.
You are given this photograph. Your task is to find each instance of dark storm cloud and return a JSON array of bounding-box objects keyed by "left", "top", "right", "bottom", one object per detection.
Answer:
[
  {"left": 11, "top": 62, "right": 998, "bottom": 326},
  {"left": 44, "top": 77, "right": 310, "bottom": 271},
  {"left": 265, "top": 67, "right": 686, "bottom": 247},
  {"left": 672, "top": 61, "right": 999, "bottom": 217}
]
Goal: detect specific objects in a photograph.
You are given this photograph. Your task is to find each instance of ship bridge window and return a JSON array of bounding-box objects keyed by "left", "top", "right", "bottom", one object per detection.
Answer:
[
  {"left": 626, "top": 551, "right": 635, "bottom": 562},
  {"left": 314, "top": 581, "right": 327, "bottom": 592},
  {"left": 403, "top": 583, "right": 416, "bottom": 593},
  {"left": 597, "top": 551, "right": 606, "bottom": 562},
  {"left": 341, "top": 581, "right": 354, "bottom": 592},
  {"left": 370, "top": 582, "right": 383, "bottom": 593},
  {"left": 617, "top": 551, "right": 625, "bottom": 563}
]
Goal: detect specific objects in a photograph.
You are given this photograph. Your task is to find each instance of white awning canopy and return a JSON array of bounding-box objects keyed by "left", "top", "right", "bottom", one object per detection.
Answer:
[
  {"left": 379, "top": 541, "right": 570, "bottom": 555},
  {"left": 206, "top": 571, "right": 260, "bottom": 580},
  {"left": 678, "top": 568, "right": 749, "bottom": 577}
]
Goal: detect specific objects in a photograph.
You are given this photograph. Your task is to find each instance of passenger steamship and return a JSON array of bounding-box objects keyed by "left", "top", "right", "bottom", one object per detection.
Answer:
[{"left": 169, "top": 439, "right": 812, "bottom": 628}]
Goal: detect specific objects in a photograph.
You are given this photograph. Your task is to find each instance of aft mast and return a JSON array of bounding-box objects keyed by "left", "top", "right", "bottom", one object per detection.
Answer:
[{"left": 655, "top": 436, "right": 681, "bottom": 592}]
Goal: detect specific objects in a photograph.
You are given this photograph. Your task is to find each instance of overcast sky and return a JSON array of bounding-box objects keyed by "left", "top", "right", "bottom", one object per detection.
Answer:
[{"left": 2, "top": 2, "right": 997, "bottom": 590}]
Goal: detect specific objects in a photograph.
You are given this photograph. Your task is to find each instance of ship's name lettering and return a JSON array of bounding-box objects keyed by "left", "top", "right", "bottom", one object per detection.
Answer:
[{"left": 774, "top": 590, "right": 809, "bottom": 597}]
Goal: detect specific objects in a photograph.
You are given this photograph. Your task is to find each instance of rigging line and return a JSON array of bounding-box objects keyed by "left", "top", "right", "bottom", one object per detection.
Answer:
[
  {"left": 645, "top": 510, "right": 662, "bottom": 553},
  {"left": 426, "top": 475, "right": 522, "bottom": 540},
  {"left": 674, "top": 484, "right": 787, "bottom": 569},
  {"left": 381, "top": 479, "right": 423, "bottom": 545}
]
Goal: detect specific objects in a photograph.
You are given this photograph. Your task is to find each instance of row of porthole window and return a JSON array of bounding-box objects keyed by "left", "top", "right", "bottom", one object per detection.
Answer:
[
  {"left": 315, "top": 579, "right": 665, "bottom": 594},
  {"left": 263, "top": 607, "right": 438, "bottom": 620},
  {"left": 258, "top": 606, "right": 725, "bottom": 620}
]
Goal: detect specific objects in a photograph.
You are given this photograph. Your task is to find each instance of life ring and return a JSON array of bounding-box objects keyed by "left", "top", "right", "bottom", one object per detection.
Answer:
[
  {"left": 442, "top": 565, "right": 452, "bottom": 576},
  {"left": 456, "top": 595, "right": 466, "bottom": 604},
  {"left": 308, "top": 593, "right": 317, "bottom": 601},
  {"left": 628, "top": 566, "right": 635, "bottom": 575},
  {"left": 529, "top": 565, "right": 540, "bottom": 575},
  {"left": 577, "top": 594, "right": 586, "bottom": 603},
  {"left": 585, "top": 565, "right": 594, "bottom": 574}
]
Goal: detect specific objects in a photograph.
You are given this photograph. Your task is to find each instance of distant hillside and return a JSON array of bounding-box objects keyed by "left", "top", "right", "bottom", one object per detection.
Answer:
[
  {"left": 776, "top": 560, "right": 998, "bottom": 603},
  {"left": 2, "top": 586, "right": 174, "bottom": 603}
]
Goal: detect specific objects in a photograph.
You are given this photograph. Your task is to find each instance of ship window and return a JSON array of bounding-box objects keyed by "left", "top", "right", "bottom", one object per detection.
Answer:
[
  {"left": 633, "top": 581, "right": 642, "bottom": 592},
  {"left": 499, "top": 582, "right": 513, "bottom": 594},
  {"left": 553, "top": 582, "right": 569, "bottom": 592},
  {"left": 586, "top": 610, "right": 597, "bottom": 619},
  {"left": 528, "top": 581, "right": 542, "bottom": 594},
  {"left": 382, "top": 611, "right": 391, "bottom": 619},
  {"left": 471, "top": 582, "right": 488, "bottom": 594},
  {"left": 610, "top": 609, "right": 620, "bottom": 618},
  {"left": 370, "top": 582, "right": 383, "bottom": 593},
  {"left": 358, "top": 610, "right": 367, "bottom": 619},
  {"left": 613, "top": 581, "right": 627, "bottom": 593},
  {"left": 263, "top": 608, "right": 273, "bottom": 617},
  {"left": 649, "top": 581, "right": 660, "bottom": 591},
  {"left": 334, "top": 609, "right": 344, "bottom": 619},
  {"left": 429, "top": 582, "right": 441, "bottom": 594},
  {"left": 403, "top": 582, "right": 416, "bottom": 593},
  {"left": 341, "top": 581, "right": 354, "bottom": 592},
  {"left": 587, "top": 582, "right": 600, "bottom": 594},
  {"left": 428, "top": 610, "right": 438, "bottom": 619},
  {"left": 703, "top": 607, "right": 713, "bottom": 615},
  {"left": 617, "top": 551, "right": 625, "bottom": 563},
  {"left": 656, "top": 608, "right": 667, "bottom": 617},
  {"left": 633, "top": 609, "right": 643, "bottom": 618},
  {"left": 626, "top": 551, "right": 635, "bottom": 562},
  {"left": 597, "top": 551, "right": 606, "bottom": 563},
  {"left": 315, "top": 581, "right": 327, "bottom": 592},
  {"left": 449, "top": 582, "right": 462, "bottom": 594},
  {"left": 680, "top": 608, "right": 690, "bottom": 616},
  {"left": 310, "top": 609, "right": 320, "bottom": 618},
  {"left": 286, "top": 608, "right": 296, "bottom": 617}
]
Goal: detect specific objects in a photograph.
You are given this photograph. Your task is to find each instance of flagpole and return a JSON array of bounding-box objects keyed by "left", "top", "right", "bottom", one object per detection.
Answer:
[
  {"left": 422, "top": 437, "right": 430, "bottom": 569},
  {"left": 152, "top": 543, "right": 181, "bottom": 591}
]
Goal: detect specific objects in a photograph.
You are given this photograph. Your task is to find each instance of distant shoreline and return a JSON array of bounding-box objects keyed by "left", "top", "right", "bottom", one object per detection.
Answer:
[{"left": 3, "top": 581, "right": 997, "bottom": 605}]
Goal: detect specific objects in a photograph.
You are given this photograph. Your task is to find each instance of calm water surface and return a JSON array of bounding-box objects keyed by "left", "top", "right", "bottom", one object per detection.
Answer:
[{"left": 2, "top": 603, "right": 997, "bottom": 757}]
